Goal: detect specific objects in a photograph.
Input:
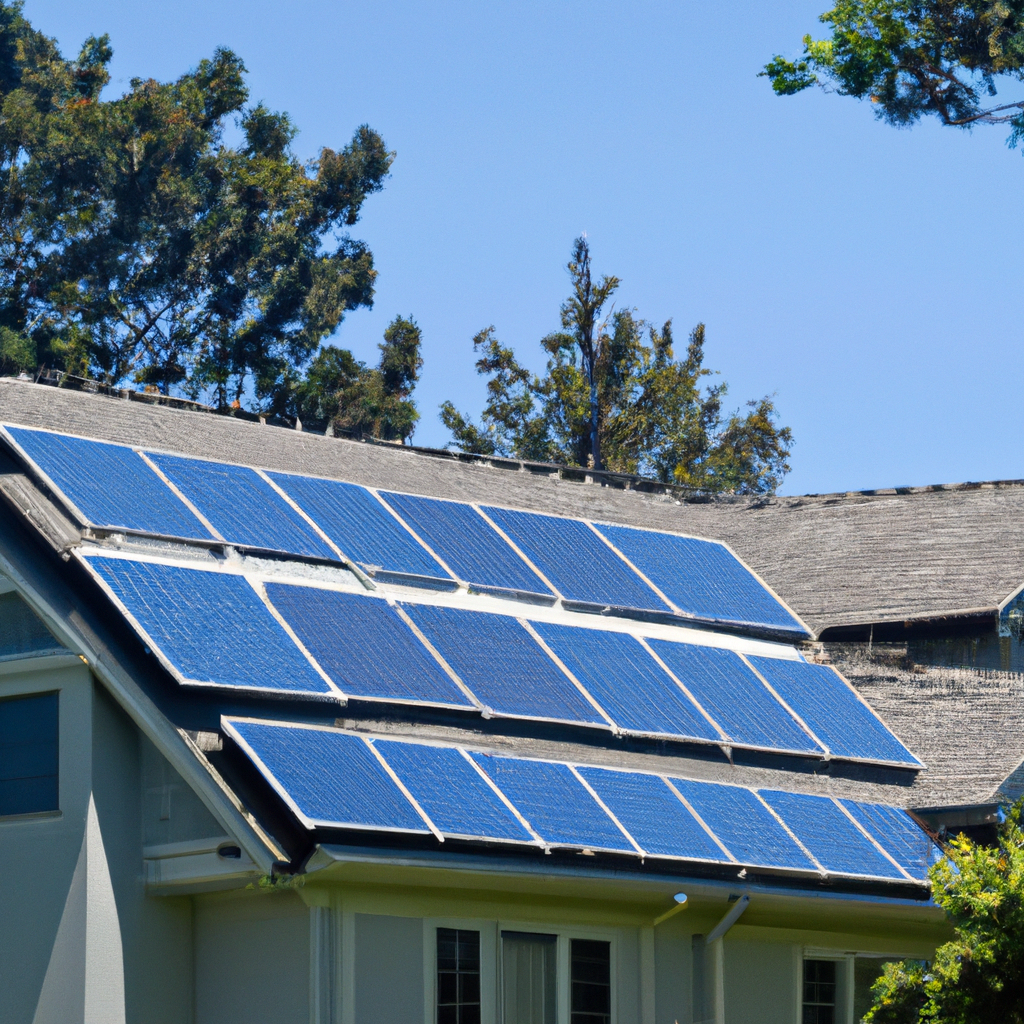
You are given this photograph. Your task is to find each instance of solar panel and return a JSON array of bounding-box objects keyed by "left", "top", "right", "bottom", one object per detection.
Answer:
[
  {"left": 224, "top": 721, "right": 428, "bottom": 832},
  {"left": 646, "top": 641, "right": 820, "bottom": 754},
  {"left": 400, "top": 604, "right": 606, "bottom": 726},
  {"left": 469, "top": 754, "right": 635, "bottom": 851},
  {"left": 480, "top": 506, "right": 670, "bottom": 612},
  {"left": 84, "top": 556, "right": 331, "bottom": 695},
  {"left": 531, "top": 623, "right": 720, "bottom": 742},
  {"left": 759, "top": 790, "right": 905, "bottom": 879},
  {"left": 263, "top": 584, "right": 473, "bottom": 708},
  {"left": 748, "top": 657, "right": 920, "bottom": 766},
  {"left": 840, "top": 800, "right": 940, "bottom": 880},
  {"left": 5, "top": 427, "right": 212, "bottom": 539},
  {"left": 575, "top": 767, "right": 728, "bottom": 861},
  {"left": 145, "top": 453, "right": 335, "bottom": 559},
  {"left": 380, "top": 492, "right": 553, "bottom": 597},
  {"left": 371, "top": 740, "right": 535, "bottom": 842},
  {"left": 668, "top": 778, "right": 815, "bottom": 870},
  {"left": 595, "top": 523, "right": 806, "bottom": 634},
  {"left": 266, "top": 474, "right": 452, "bottom": 582}
]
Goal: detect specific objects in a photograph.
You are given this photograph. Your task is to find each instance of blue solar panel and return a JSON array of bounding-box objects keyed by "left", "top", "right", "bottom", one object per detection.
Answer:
[
  {"left": 5, "top": 427, "right": 212, "bottom": 539},
  {"left": 85, "top": 557, "right": 331, "bottom": 695},
  {"left": 264, "top": 584, "right": 473, "bottom": 707},
  {"left": 669, "top": 778, "right": 815, "bottom": 870},
  {"left": 531, "top": 623, "right": 720, "bottom": 742},
  {"left": 646, "top": 642, "right": 820, "bottom": 754},
  {"left": 371, "top": 740, "right": 535, "bottom": 842},
  {"left": 226, "top": 721, "right": 427, "bottom": 831},
  {"left": 470, "top": 754, "right": 634, "bottom": 851},
  {"left": 401, "top": 604, "right": 605, "bottom": 725},
  {"left": 146, "top": 453, "right": 335, "bottom": 559},
  {"left": 266, "top": 474, "right": 451, "bottom": 581},
  {"left": 381, "top": 492, "right": 553, "bottom": 597},
  {"left": 480, "top": 506, "right": 670, "bottom": 612},
  {"left": 575, "top": 767, "right": 728, "bottom": 861},
  {"left": 759, "top": 790, "right": 905, "bottom": 879},
  {"left": 748, "top": 657, "right": 920, "bottom": 766},
  {"left": 840, "top": 800, "right": 939, "bottom": 880},
  {"left": 596, "top": 523, "right": 806, "bottom": 633}
]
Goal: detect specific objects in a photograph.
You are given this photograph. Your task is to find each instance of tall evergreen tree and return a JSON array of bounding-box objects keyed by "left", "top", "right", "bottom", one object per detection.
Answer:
[{"left": 441, "top": 238, "right": 793, "bottom": 495}]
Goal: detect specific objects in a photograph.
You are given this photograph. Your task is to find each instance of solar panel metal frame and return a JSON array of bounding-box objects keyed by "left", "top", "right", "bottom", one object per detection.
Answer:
[
  {"left": 746, "top": 655, "right": 923, "bottom": 769},
  {"left": 0, "top": 424, "right": 218, "bottom": 542},
  {"left": 79, "top": 553, "right": 340, "bottom": 700},
  {"left": 222, "top": 718, "right": 433, "bottom": 833},
  {"left": 839, "top": 800, "right": 941, "bottom": 881},
  {"left": 592, "top": 519, "right": 812, "bottom": 640},
  {"left": 369, "top": 738, "right": 542, "bottom": 846}
]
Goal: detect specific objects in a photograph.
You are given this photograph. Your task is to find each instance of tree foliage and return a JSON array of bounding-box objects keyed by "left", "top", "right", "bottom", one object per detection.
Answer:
[
  {"left": 0, "top": 0, "right": 395, "bottom": 413},
  {"left": 441, "top": 238, "right": 793, "bottom": 495},
  {"left": 866, "top": 800, "right": 1024, "bottom": 1024},
  {"left": 762, "top": 1, "right": 1024, "bottom": 143},
  {"left": 288, "top": 315, "right": 423, "bottom": 442}
]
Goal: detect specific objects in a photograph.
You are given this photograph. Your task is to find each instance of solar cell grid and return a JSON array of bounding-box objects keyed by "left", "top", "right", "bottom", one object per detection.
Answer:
[
  {"left": 645, "top": 641, "right": 820, "bottom": 754},
  {"left": 85, "top": 557, "right": 331, "bottom": 695},
  {"left": 266, "top": 473, "right": 451, "bottom": 581},
  {"left": 225, "top": 721, "right": 427, "bottom": 831},
  {"left": 840, "top": 800, "right": 939, "bottom": 880},
  {"left": 469, "top": 753, "right": 635, "bottom": 851},
  {"left": 480, "top": 506, "right": 670, "bottom": 612},
  {"left": 595, "top": 523, "right": 805, "bottom": 633},
  {"left": 371, "top": 740, "right": 535, "bottom": 842},
  {"left": 381, "top": 492, "right": 553, "bottom": 597},
  {"left": 575, "top": 767, "right": 728, "bottom": 862},
  {"left": 759, "top": 790, "right": 905, "bottom": 879},
  {"left": 264, "top": 584, "right": 473, "bottom": 708},
  {"left": 668, "top": 778, "right": 815, "bottom": 870},
  {"left": 5, "top": 427, "right": 211, "bottom": 539},
  {"left": 531, "top": 623, "right": 720, "bottom": 742},
  {"left": 400, "top": 604, "right": 606, "bottom": 726},
  {"left": 146, "top": 453, "right": 335, "bottom": 559},
  {"left": 748, "top": 657, "right": 920, "bottom": 766}
]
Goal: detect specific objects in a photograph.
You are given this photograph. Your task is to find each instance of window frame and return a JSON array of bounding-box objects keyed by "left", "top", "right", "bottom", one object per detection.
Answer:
[{"left": 801, "top": 946, "right": 913, "bottom": 1024}]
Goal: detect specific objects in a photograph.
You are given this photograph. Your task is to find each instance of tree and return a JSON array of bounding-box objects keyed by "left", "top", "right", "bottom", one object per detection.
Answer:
[
  {"left": 289, "top": 315, "right": 423, "bottom": 443},
  {"left": 0, "top": 0, "right": 393, "bottom": 410},
  {"left": 865, "top": 799, "right": 1024, "bottom": 1023},
  {"left": 440, "top": 238, "right": 793, "bottom": 495},
  {"left": 762, "top": 1, "right": 1024, "bottom": 144}
]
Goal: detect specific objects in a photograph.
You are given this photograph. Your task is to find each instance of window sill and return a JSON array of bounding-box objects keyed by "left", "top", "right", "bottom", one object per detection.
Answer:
[{"left": 0, "top": 809, "right": 62, "bottom": 825}]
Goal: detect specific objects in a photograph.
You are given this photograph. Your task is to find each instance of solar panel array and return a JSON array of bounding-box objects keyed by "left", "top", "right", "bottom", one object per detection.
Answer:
[
  {"left": 77, "top": 554, "right": 919, "bottom": 765},
  {"left": 3, "top": 425, "right": 807, "bottom": 638},
  {"left": 224, "top": 718, "right": 935, "bottom": 882}
]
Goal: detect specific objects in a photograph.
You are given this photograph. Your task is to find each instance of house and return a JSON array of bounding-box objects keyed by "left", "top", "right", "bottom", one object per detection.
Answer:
[{"left": 0, "top": 379, "right": 988, "bottom": 1024}]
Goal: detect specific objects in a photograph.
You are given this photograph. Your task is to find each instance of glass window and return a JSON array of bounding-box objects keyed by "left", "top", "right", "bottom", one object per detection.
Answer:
[
  {"left": 437, "top": 928, "right": 481, "bottom": 1024},
  {"left": 0, "top": 692, "right": 58, "bottom": 817},
  {"left": 803, "top": 959, "right": 837, "bottom": 1024},
  {"left": 571, "top": 939, "right": 611, "bottom": 1024},
  {"left": 502, "top": 931, "right": 556, "bottom": 1024}
]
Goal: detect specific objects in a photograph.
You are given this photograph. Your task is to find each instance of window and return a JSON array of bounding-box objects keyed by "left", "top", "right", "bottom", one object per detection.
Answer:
[
  {"left": 803, "top": 959, "right": 837, "bottom": 1024},
  {"left": 0, "top": 692, "right": 58, "bottom": 817},
  {"left": 571, "top": 939, "right": 611, "bottom": 1024},
  {"left": 437, "top": 928, "right": 481, "bottom": 1024},
  {"left": 502, "top": 931, "right": 557, "bottom": 1024}
]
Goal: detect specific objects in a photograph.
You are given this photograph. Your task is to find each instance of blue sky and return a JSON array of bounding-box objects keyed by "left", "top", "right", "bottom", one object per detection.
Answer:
[{"left": 28, "top": 0, "right": 1024, "bottom": 495}]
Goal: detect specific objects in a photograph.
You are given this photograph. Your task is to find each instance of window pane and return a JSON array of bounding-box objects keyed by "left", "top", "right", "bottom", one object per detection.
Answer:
[
  {"left": 502, "top": 932, "right": 557, "bottom": 1024},
  {"left": 854, "top": 959, "right": 899, "bottom": 1022},
  {"left": 438, "top": 928, "right": 481, "bottom": 1024},
  {"left": 0, "top": 692, "right": 58, "bottom": 816},
  {"left": 803, "top": 960, "right": 837, "bottom": 1024},
  {"left": 571, "top": 939, "right": 611, "bottom": 1024}
]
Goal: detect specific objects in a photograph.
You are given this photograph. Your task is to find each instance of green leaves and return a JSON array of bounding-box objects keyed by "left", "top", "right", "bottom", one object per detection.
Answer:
[
  {"left": 865, "top": 801, "right": 1024, "bottom": 1023},
  {"left": 441, "top": 241, "right": 794, "bottom": 495},
  {"left": 763, "top": 1, "right": 1024, "bottom": 136}
]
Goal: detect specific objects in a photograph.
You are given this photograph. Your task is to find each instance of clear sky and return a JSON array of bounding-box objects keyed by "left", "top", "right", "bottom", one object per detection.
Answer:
[{"left": 26, "top": 0, "right": 1024, "bottom": 495}]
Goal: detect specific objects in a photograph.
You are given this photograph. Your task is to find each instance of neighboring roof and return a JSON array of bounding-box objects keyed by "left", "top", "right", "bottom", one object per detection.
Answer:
[
  {"left": 0, "top": 381, "right": 942, "bottom": 896},
  {"left": 0, "top": 379, "right": 1020, "bottom": 637}
]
